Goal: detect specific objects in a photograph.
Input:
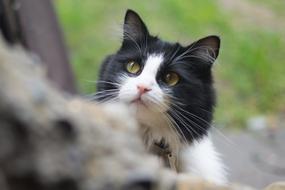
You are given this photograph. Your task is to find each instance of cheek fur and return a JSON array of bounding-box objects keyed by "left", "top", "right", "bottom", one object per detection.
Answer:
[
  {"left": 118, "top": 76, "right": 138, "bottom": 102},
  {"left": 144, "top": 87, "right": 167, "bottom": 106}
]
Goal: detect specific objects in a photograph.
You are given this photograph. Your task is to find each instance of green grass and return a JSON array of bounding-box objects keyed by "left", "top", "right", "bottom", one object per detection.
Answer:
[{"left": 55, "top": 0, "right": 285, "bottom": 128}]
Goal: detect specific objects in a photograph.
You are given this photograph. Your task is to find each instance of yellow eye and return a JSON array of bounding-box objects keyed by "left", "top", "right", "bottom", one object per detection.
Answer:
[
  {"left": 164, "top": 72, "right": 179, "bottom": 86},
  {"left": 126, "top": 61, "right": 141, "bottom": 74}
]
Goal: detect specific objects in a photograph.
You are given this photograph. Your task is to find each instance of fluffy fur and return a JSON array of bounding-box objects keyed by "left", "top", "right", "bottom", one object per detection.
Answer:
[{"left": 96, "top": 9, "right": 227, "bottom": 184}]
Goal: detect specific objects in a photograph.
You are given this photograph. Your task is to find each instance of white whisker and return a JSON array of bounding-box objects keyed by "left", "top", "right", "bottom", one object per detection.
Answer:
[{"left": 170, "top": 101, "right": 240, "bottom": 152}]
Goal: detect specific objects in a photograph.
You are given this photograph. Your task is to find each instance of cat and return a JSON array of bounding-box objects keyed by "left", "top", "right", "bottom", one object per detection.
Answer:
[{"left": 95, "top": 9, "right": 227, "bottom": 184}]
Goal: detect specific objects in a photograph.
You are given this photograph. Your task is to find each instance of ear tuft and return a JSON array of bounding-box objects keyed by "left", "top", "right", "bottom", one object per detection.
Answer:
[
  {"left": 123, "top": 9, "right": 149, "bottom": 40},
  {"left": 188, "top": 35, "right": 221, "bottom": 64}
]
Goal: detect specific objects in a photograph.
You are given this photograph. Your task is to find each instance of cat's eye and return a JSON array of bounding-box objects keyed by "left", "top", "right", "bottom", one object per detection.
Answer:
[
  {"left": 164, "top": 72, "right": 180, "bottom": 86},
  {"left": 126, "top": 61, "right": 141, "bottom": 74}
]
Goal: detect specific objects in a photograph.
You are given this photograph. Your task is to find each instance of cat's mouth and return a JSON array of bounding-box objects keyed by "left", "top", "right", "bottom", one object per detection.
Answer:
[{"left": 130, "top": 97, "right": 149, "bottom": 108}]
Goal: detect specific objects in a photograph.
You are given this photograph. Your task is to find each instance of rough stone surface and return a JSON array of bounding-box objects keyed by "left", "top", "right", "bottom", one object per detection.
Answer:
[{"left": 0, "top": 38, "right": 283, "bottom": 189}]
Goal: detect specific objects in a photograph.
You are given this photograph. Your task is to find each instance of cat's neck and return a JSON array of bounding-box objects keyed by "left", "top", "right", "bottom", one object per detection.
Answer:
[{"left": 136, "top": 109, "right": 182, "bottom": 154}]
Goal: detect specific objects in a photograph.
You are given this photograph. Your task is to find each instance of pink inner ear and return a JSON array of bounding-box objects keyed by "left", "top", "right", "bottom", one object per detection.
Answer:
[
  {"left": 197, "top": 36, "right": 220, "bottom": 47},
  {"left": 191, "top": 35, "right": 220, "bottom": 59}
]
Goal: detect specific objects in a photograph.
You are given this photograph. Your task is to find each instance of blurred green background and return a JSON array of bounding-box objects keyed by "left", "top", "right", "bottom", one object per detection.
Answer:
[{"left": 55, "top": 0, "right": 285, "bottom": 128}]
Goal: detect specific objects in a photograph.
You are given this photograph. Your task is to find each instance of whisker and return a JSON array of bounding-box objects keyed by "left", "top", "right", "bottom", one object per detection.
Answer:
[
  {"left": 170, "top": 102, "right": 240, "bottom": 152},
  {"left": 146, "top": 96, "right": 190, "bottom": 145},
  {"left": 172, "top": 43, "right": 200, "bottom": 63},
  {"left": 95, "top": 80, "right": 121, "bottom": 86},
  {"left": 173, "top": 45, "right": 216, "bottom": 64},
  {"left": 85, "top": 89, "right": 119, "bottom": 99},
  {"left": 166, "top": 111, "right": 190, "bottom": 145},
  {"left": 168, "top": 45, "right": 181, "bottom": 62},
  {"left": 169, "top": 109, "right": 198, "bottom": 142}
]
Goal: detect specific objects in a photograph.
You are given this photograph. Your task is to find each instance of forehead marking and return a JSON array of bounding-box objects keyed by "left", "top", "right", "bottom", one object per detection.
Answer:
[{"left": 142, "top": 54, "right": 164, "bottom": 76}]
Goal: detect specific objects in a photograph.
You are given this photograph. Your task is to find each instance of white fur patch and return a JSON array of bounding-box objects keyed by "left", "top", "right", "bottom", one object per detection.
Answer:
[
  {"left": 181, "top": 136, "right": 227, "bottom": 185},
  {"left": 118, "top": 53, "right": 180, "bottom": 149},
  {"left": 118, "top": 53, "right": 165, "bottom": 108},
  {"left": 143, "top": 54, "right": 164, "bottom": 75}
]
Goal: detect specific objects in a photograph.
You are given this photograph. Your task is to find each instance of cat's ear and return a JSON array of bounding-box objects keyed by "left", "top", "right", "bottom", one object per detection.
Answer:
[
  {"left": 187, "top": 35, "right": 220, "bottom": 64},
  {"left": 123, "top": 9, "right": 149, "bottom": 40}
]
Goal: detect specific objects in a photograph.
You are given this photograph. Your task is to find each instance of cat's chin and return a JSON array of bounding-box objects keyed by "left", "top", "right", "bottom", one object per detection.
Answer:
[
  {"left": 131, "top": 99, "right": 148, "bottom": 107},
  {"left": 127, "top": 98, "right": 169, "bottom": 114},
  {"left": 130, "top": 98, "right": 160, "bottom": 111}
]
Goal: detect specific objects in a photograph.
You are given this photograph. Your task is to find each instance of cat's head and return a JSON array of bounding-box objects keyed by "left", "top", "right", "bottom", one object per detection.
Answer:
[{"left": 98, "top": 9, "right": 220, "bottom": 141}]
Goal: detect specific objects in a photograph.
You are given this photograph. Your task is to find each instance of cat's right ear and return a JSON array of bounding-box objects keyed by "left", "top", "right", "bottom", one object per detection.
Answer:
[
  {"left": 123, "top": 9, "right": 149, "bottom": 41},
  {"left": 187, "top": 35, "right": 220, "bottom": 65}
]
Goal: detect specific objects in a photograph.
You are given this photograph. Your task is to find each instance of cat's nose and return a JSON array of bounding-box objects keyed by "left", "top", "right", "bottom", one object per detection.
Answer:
[{"left": 137, "top": 85, "right": 151, "bottom": 95}]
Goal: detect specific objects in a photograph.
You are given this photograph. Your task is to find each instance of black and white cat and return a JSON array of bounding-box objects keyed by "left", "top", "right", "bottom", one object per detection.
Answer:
[{"left": 96, "top": 9, "right": 227, "bottom": 184}]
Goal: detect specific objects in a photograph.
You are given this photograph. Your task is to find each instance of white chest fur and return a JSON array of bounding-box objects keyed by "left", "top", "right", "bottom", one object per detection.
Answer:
[
  {"left": 135, "top": 108, "right": 227, "bottom": 185},
  {"left": 180, "top": 136, "right": 228, "bottom": 185}
]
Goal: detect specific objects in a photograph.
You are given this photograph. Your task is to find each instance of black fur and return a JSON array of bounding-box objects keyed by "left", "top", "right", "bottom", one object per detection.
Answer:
[{"left": 97, "top": 9, "right": 220, "bottom": 143}]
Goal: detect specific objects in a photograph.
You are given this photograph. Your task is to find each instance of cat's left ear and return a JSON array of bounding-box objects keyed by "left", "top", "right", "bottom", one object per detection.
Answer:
[
  {"left": 187, "top": 35, "right": 220, "bottom": 64},
  {"left": 123, "top": 9, "right": 149, "bottom": 41}
]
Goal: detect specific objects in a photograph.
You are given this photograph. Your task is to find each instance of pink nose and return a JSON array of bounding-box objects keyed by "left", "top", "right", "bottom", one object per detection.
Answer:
[{"left": 137, "top": 85, "right": 151, "bottom": 95}]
